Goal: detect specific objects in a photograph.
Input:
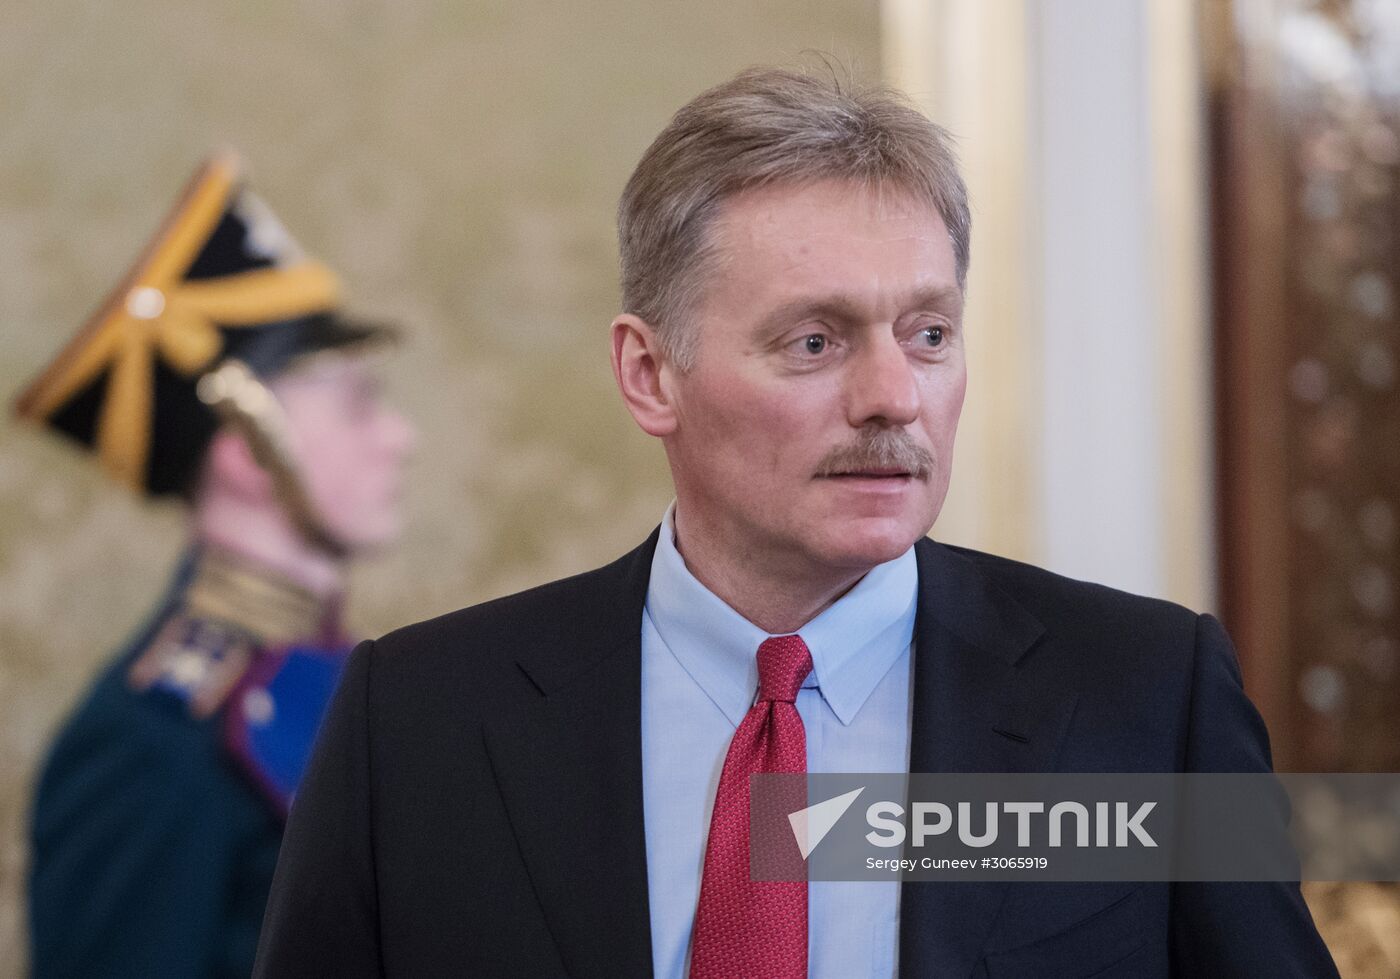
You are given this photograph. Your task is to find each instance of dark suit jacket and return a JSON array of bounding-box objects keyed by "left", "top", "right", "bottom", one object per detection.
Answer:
[{"left": 255, "top": 532, "right": 1338, "bottom": 978}]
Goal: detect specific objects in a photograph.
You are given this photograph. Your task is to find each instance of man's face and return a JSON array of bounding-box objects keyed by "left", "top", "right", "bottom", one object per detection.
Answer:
[
  {"left": 664, "top": 178, "right": 966, "bottom": 577},
  {"left": 270, "top": 352, "right": 415, "bottom": 552}
]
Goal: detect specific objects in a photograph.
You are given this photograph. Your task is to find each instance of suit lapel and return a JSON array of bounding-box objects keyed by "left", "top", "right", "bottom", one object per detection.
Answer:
[
  {"left": 482, "top": 531, "right": 660, "bottom": 979},
  {"left": 899, "top": 539, "right": 1079, "bottom": 978}
]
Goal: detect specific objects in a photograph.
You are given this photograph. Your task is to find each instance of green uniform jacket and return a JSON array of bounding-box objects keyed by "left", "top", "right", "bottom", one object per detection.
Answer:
[{"left": 29, "top": 555, "right": 308, "bottom": 979}]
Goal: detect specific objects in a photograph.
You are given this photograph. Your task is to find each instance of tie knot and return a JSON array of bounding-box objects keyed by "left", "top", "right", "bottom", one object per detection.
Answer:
[{"left": 756, "top": 635, "right": 813, "bottom": 704}]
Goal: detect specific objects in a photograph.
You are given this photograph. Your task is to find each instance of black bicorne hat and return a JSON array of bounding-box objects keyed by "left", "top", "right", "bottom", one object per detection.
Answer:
[{"left": 14, "top": 152, "right": 393, "bottom": 496}]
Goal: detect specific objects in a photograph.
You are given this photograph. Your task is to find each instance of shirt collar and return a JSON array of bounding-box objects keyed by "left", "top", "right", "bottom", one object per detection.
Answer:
[{"left": 644, "top": 503, "right": 918, "bottom": 727}]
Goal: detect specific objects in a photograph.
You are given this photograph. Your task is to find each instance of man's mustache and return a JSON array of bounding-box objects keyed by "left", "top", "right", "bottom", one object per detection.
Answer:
[{"left": 814, "top": 428, "right": 935, "bottom": 479}]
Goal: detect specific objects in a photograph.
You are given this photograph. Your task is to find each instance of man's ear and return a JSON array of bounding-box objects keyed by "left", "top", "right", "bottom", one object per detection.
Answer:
[
  {"left": 611, "top": 314, "right": 679, "bottom": 437},
  {"left": 202, "top": 427, "right": 275, "bottom": 502}
]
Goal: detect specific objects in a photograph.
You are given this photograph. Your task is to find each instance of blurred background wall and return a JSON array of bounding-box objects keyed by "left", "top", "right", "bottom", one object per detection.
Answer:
[
  {"left": 0, "top": 0, "right": 882, "bottom": 968},
  {"left": 2, "top": 0, "right": 1397, "bottom": 973}
]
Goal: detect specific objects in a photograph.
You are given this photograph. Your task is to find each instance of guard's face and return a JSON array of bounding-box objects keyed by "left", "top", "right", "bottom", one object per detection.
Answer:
[
  {"left": 272, "top": 353, "right": 415, "bottom": 552},
  {"left": 666, "top": 178, "right": 966, "bottom": 577}
]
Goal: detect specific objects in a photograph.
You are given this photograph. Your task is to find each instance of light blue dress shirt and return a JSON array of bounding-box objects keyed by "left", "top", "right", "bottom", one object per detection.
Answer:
[{"left": 641, "top": 505, "right": 918, "bottom": 978}]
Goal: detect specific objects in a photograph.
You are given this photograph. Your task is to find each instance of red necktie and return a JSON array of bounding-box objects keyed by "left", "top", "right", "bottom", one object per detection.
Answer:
[{"left": 689, "top": 634, "right": 813, "bottom": 979}]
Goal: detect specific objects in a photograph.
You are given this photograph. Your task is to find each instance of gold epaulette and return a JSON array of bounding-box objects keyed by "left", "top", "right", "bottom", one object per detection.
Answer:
[
  {"left": 128, "top": 613, "right": 258, "bottom": 719},
  {"left": 127, "top": 544, "right": 333, "bottom": 718}
]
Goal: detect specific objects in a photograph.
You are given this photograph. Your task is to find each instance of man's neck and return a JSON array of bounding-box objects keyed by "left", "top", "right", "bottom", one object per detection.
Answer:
[
  {"left": 671, "top": 508, "right": 870, "bottom": 635},
  {"left": 191, "top": 496, "right": 346, "bottom": 601}
]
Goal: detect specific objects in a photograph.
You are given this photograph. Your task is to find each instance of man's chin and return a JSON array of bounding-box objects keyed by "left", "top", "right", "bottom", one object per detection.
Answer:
[{"left": 808, "top": 518, "right": 927, "bottom": 571}]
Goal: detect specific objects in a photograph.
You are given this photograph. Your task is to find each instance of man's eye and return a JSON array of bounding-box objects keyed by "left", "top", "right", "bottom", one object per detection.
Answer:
[
  {"left": 921, "top": 326, "right": 944, "bottom": 347},
  {"left": 802, "top": 334, "right": 828, "bottom": 355}
]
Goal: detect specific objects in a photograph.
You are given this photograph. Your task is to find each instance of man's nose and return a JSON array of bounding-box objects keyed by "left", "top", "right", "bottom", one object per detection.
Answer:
[{"left": 845, "top": 335, "right": 920, "bottom": 428}]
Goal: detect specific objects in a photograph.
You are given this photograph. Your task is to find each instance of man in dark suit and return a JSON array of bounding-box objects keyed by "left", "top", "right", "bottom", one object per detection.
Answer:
[{"left": 255, "top": 68, "right": 1338, "bottom": 977}]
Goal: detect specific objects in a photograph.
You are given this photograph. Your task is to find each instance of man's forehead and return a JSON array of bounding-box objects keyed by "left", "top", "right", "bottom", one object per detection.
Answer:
[
  {"left": 705, "top": 181, "right": 956, "bottom": 282},
  {"left": 699, "top": 182, "right": 959, "bottom": 312}
]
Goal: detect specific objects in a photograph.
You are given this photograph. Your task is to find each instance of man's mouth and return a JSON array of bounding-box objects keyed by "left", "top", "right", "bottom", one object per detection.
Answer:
[{"left": 822, "top": 468, "right": 915, "bottom": 479}]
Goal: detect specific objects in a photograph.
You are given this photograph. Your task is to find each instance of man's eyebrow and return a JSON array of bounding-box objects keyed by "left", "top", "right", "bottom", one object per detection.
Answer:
[
  {"left": 908, "top": 286, "right": 964, "bottom": 317},
  {"left": 755, "top": 296, "right": 866, "bottom": 333},
  {"left": 755, "top": 286, "right": 964, "bottom": 334}
]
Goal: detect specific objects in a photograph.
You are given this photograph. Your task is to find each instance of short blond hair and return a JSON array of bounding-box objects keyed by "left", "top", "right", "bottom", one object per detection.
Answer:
[{"left": 618, "top": 65, "right": 971, "bottom": 369}]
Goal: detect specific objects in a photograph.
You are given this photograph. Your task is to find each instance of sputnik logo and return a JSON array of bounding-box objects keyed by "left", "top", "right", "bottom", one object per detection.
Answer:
[{"left": 787, "top": 787, "right": 865, "bottom": 859}]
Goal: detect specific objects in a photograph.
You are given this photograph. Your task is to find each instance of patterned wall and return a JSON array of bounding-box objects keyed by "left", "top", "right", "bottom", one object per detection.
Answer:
[
  {"left": 1274, "top": 0, "right": 1400, "bottom": 774},
  {"left": 1213, "top": 0, "right": 1400, "bottom": 780},
  {"left": 1210, "top": 0, "right": 1400, "bottom": 972},
  {"left": 0, "top": 1, "right": 881, "bottom": 969}
]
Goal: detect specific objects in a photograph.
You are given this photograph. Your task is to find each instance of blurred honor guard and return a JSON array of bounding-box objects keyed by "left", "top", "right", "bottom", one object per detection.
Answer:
[{"left": 16, "top": 152, "right": 415, "bottom": 978}]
